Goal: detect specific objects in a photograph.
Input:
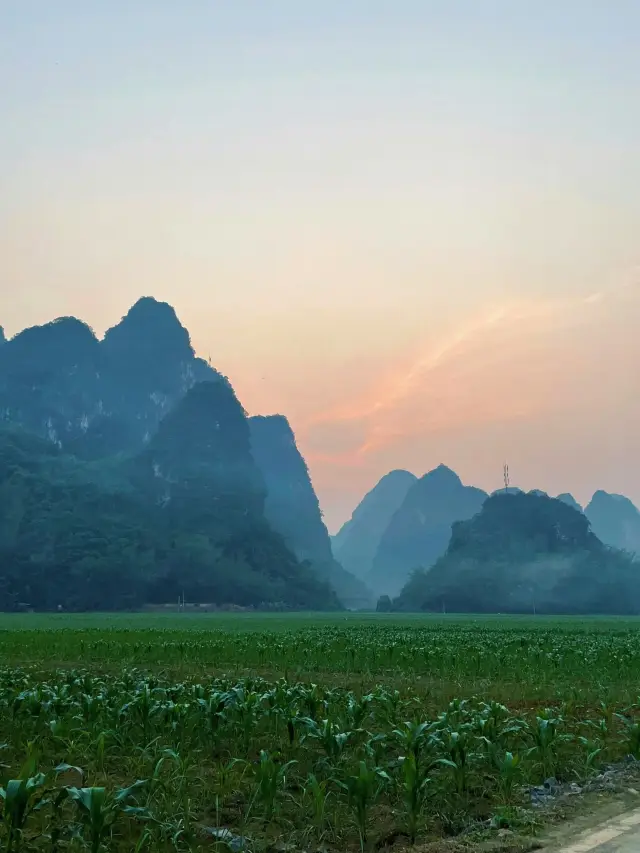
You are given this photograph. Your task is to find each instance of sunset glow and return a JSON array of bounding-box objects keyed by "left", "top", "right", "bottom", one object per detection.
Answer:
[{"left": 2, "top": 2, "right": 639, "bottom": 530}]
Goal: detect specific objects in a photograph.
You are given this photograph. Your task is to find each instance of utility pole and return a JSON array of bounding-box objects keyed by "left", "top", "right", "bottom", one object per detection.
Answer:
[{"left": 503, "top": 462, "right": 510, "bottom": 492}]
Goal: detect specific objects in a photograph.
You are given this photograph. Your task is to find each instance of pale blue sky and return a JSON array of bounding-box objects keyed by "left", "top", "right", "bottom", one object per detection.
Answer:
[{"left": 2, "top": 1, "right": 639, "bottom": 527}]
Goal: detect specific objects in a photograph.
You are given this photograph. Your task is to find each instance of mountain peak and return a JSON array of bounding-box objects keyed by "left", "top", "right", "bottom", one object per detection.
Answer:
[
  {"left": 379, "top": 469, "right": 417, "bottom": 486},
  {"left": 248, "top": 413, "right": 373, "bottom": 608},
  {"left": 585, "top": 490, "right": 640, "bottom": 554},
  {"left": 5, "top": 316, "right": 99, "bottom": 368},
  {"left": 394, "top": 490, "right": 633, "bottom": 614},
  {"left": 587, "top": 490, "right": 640, "bottom": 520},
  {"left": 419, "top": 464, "right": 462, "bottom": 489},
  {"left": 348, "top": 470, "right": 417, "bottom": 517},
  {"left": 589, "top": 489, "right": 635, "bottom": 506},
  {"left": 0, "top": 326, "right": 5, "bottom": 345},
  {"left": 557, "top": 492, "right": 582, "bottom": 512},
  {"left": 490, "top": 486, "right": 522, "bottom": 497},
  {"left": 103, "top": 297, "right": 194, "bottom": 362},
  {"left": 331, "top": 469, "right": 417, "bottom": 585},
  {"left": 128, "top": 296, "right": 182, "bottom": 322}
]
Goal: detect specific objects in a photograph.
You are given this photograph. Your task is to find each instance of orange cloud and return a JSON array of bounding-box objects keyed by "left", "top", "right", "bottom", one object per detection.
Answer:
[
  {"left": 304, "top": 299, "right": 564, "bottom": 429},
  {"left": 299, "top": 273, "right": 640, "bottom": 467}
]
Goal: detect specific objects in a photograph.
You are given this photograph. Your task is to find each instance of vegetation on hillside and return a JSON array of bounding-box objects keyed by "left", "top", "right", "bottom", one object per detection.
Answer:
[
  {"left": 393, "top": 491, "right": 640, "bottom": 614},
  {"left": 0, "top": 386, "right": 340, "bottom": 612},
  {"left": 0, "top": 299, "right": 230, "bottom": 456},
  {"left": 0, "top": 299, "right": 362, "bottom": 611}
]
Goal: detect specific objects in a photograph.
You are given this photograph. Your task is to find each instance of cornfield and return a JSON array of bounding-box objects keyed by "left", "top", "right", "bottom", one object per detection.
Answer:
[{"left": 0, "top": 613, "right": 639, "bottom": 850}]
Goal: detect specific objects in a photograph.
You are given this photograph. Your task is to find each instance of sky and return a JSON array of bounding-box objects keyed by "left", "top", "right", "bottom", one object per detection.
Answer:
[{"left": 1, "top": 1, "right": 640, "bottom": 531}]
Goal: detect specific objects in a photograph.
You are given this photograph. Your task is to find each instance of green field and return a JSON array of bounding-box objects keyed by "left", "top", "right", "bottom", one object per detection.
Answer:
[{"left": 1, "top": 613, "right": 640, "bottom": 851}]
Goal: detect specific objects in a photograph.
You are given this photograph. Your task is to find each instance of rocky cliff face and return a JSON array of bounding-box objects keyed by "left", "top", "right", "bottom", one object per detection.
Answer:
[
  {"left": 585, "top": 490, "right": 640, "bottom": 554},
  {"left": 249, "top": 414, "right": 374, "bottom": 608},
  {"left": 368, "top": 465, "right": 487, "bottom": 598},
  {"left": 332, "top": 470, "right": 417, "bottom": 580}
]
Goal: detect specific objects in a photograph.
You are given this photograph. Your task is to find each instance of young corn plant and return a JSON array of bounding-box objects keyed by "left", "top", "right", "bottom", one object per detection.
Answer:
[
  {"left": 577, "top": 736, "right": 603, "bottom": 776},
  {"left": 437, "top": 730, "right": 474, "bottom": 797},
  {"left": 337, "top": 759, "right": 390, "bottom": 852},
  {"left": 301, "top": 718, "right": 352, "bottom": 768},
  {"left": 196, "top": 690, "right": 229, "bottom": 750},
  {"left": 345, "top": 693, "right": 373, "bottom": 731},
  {"left": 302, "top": 773, "right": 331, "bottom": 839},
  {"left": 251, "top": 750, "right": 297, "bottom": 822},
  {"left": 229, "top": 686, "right": 262, "bottom": 757},
  {"left": 0, "top": 772, "right": 47, "bottom": 853},
  {"left": 392, "top": 721, "right": 432, "bottom": 765},
  {"left": 615, "top": 713, "right": 640, "bottom": 760},
  {"left": 399, "top": 752, "right": 432, "bottom": 844},
  {"left": 493, "top": 751, "right": 521, "bottom": 802},
  {"left": 66, "top": 787, "right": 113, "bottom": 853},
  {"left": 119, "top": 685, "right": 162, "bottom": 747},
  {"left": 526, "top": 713, "right": 571, "bottom": 781}
]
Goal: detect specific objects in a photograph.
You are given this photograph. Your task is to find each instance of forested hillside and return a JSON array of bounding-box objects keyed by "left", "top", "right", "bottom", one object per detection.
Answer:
[
  {"left": 0, "top": 387, "right": 340, "bottom": 611},
  {"left": 0, "top": 299, "right": 345, "bottom": 611},
  {"left": 393, "top": 491, "right": 640, "bottom": 614}
]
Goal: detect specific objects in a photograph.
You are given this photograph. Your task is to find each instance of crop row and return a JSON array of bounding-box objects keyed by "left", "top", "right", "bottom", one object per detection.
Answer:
[{"left": 5, "top": 624, "right": 640, "bottom": 683}]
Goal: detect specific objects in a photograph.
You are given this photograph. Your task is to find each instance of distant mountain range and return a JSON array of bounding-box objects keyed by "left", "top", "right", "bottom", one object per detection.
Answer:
[
  {"left": 2, "top": 295, "right": 638, "bottom": 614},
  {"left": 368, "top": 465, "right": 486, "bottom": 598},
  {"left": 333, "top": 467, "right": 640, "bottom": 607},
  {"left": 334, "top": 464, "right": 486, "bottom": 598},
  {"left": 331, "top": 470, "right": 416, "bottom": 581}
]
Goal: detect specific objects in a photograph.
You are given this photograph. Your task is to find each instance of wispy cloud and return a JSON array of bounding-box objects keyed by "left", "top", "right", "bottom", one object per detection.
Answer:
[
  {"left": 304, "top": 299, "right": 557, "bottom": 430},
  {"left": 301, "top": 273, "right": 640, "bottom": 466}
]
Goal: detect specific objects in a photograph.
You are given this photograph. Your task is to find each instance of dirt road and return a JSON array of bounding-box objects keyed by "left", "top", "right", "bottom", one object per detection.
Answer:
[{"left": 553, "top": 807, "right": 640, "bottom": 852}]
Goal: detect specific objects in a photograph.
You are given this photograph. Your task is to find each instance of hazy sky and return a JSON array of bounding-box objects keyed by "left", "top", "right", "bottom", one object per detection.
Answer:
[{"left": 2, "top": 1, "right": 640, "bottom": 531}]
